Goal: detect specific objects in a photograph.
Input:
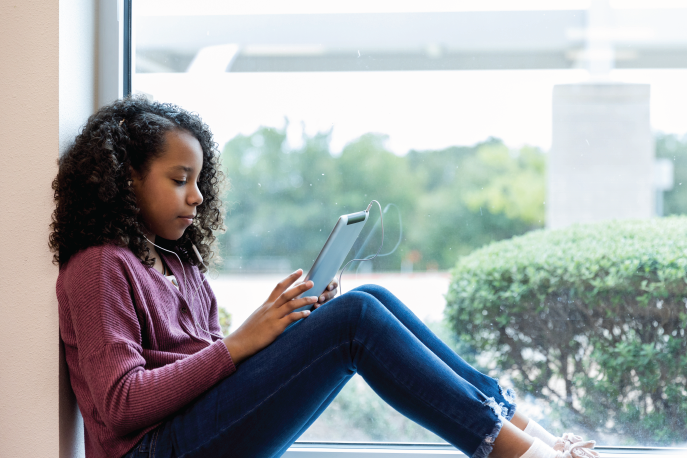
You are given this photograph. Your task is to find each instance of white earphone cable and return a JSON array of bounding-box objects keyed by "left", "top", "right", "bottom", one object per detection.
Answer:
[
  {"left": 337, "top": 200, "right": 384, "bottom": 296},
  {"left": 144, "top": 237, "right": 223, "bottom": 340}
]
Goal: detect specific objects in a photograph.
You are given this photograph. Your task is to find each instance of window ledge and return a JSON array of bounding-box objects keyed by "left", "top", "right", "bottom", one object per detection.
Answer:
[{"left": 285, "top": 443, "right": 686, "bottom": 457}]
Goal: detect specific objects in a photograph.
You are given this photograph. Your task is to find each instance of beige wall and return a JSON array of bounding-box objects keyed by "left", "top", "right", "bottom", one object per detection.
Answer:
[
  {"left": 0, "top": 1, "right": 95, "bottom": 457},
  {"left": 0, "top": 0, "right": 60, "bottom": 456}
]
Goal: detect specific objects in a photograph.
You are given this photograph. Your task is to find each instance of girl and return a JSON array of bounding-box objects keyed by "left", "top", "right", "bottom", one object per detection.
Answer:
[{"left": 50, "top": 96, "right": 597, "bottom": 458}]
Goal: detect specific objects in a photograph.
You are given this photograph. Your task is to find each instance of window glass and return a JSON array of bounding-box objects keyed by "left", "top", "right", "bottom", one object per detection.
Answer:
[{"left": 133, "top": 0, "right": 687, "bottom": 446}]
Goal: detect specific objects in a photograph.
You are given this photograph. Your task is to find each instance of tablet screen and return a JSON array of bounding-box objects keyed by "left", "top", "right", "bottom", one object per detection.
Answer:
[{"left": 292, "top": 210, "right": 369, "bottom": 312}]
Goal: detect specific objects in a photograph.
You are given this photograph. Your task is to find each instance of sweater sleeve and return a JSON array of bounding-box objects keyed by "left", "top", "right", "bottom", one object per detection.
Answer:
[{"left": 66, "top": 249, "right": 236, "bottom": 435}]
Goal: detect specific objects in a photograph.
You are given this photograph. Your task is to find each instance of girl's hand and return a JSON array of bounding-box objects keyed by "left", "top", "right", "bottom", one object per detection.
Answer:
[
  {"left": 222, "top": 269, "right": 318, "bottom": 365},
  {"left": 313, "top": 278, "right": 338, "bottom": 308}
]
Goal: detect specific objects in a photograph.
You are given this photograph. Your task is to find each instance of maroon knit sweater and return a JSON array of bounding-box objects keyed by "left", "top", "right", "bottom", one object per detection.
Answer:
[{"left": 57, "top": 244, "right": 236, "bottom": 458}]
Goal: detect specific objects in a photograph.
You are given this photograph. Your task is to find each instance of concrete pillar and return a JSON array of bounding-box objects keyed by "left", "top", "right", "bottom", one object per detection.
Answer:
[{"left": 547, "top": 84, "right": 653, "bottom": 229}]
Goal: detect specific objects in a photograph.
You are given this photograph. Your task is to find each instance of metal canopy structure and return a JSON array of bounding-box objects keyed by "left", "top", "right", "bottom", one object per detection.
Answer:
[{"left": 134, "top": 8, "right": 687, "bottom": 73}]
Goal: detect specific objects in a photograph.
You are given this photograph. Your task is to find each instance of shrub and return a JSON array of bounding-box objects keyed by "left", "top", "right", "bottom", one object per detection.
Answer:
[{"left": 445, "top": 217, "right": 687, "bottom": 445}]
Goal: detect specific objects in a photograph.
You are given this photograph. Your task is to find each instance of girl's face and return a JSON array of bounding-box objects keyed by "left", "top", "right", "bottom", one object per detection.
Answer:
[{"left": 132, "top": 130, "right": 204, "bottom": 241}]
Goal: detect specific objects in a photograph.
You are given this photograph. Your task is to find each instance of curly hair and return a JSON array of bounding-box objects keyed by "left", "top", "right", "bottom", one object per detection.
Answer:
[{"left": 49, "top": 95, "right": 225, "bottom": 271}]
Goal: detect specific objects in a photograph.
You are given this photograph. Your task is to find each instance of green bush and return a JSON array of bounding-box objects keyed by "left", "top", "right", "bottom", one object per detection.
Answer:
[
  {"left": 218, "top": 308, "right": 232, "bottom": 337},
  {"left": 445, "top": 218, "right": 687, "bottom": 445}
]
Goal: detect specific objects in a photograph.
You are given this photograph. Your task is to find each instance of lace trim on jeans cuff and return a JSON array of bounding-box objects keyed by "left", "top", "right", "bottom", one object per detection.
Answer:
[
  {"left": 471, "top": 420, "right": 503, "bottom": 458},
  {"left": 501, "top": 387, "right": 517, "bottom": 420},
  {"left": 494, "top": 378, "right": 518, "bottom": 420}
]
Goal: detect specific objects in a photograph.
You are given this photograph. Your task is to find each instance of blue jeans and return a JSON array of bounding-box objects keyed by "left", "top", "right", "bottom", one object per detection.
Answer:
[{"left": 123, "top": 285, "right": 516, "bottom": 458}]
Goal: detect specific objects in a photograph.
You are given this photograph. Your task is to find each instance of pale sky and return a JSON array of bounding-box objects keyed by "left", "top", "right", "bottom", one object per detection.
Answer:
[{"left": 134, "top": 68, "right": 687, "bottom": 154}]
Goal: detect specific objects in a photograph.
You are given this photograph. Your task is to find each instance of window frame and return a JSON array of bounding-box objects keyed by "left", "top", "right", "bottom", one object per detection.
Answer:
[
  {"left": 282, "top": 443, "right": 684, "bottom": 457},
  {"left": 112, "top": 3, "right": 687, "bottom": 456},
  {"left": 123, "top": 0, "right": 132, "bottom": 96}
]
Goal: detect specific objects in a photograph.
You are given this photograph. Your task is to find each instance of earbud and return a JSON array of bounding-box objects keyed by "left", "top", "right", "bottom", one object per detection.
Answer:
[{"left": 191, "top": 243, "right": 204, "bottom": 265}]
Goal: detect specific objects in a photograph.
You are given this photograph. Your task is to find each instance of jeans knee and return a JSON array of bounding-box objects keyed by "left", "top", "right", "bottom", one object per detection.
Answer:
[
  {"left": 317, "top": 290, "right": 389, "bottom": 338},
  {"left": 352, "top": 283, "right": 391, "bottom": 298},
  {"left": 339, "top": 291, "right": 386, "bottom": 328},
  {"left": 343, "top": 291, "right": 375, "bottom": 314}
]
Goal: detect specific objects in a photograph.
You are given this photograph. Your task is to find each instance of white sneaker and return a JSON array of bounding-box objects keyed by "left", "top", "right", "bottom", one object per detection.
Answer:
[{"left": 553, "top": 433, "right": 599, "bottom": 458}]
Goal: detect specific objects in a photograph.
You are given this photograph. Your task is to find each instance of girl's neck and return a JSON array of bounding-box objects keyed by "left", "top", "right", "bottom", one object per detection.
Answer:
[{"left": 144, "top": 236, "right": 167, "bottom": 275}]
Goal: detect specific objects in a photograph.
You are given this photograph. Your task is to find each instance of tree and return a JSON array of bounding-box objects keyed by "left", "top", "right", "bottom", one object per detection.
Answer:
[
  {"left": 463, "top": 143, "right": 546, "bottom": 225},
  {"left": 218, "top": 128, "right": 546, "bottom": 273}
]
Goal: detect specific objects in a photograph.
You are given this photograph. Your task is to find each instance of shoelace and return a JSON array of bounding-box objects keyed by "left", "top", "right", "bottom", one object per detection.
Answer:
[{"left": 553, "top": 433, "right": 599, "bottom": 458}]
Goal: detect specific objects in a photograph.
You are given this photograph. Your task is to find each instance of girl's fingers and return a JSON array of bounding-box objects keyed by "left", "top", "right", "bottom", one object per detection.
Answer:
[
  {"left": 318, "top": 289, "right": 335, "bottom": 303},
  {"left": 285, "top": 310, "right": 311, "bottom": 323},
  {"left": 283, "top": 296, "right": 318, "bottom": 315},
  {"left": 277, "top": 280, "right": 315, "bottom": 305},
  {"left": 318, "top": 280, "right": 338, "bottom": 303},
  {"left": 267, "top": 269, "right": 303, "bottom": 302}
]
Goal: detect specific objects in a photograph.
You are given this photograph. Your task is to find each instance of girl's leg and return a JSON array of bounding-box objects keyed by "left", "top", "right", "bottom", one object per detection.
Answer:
[
  {"left": 352, "top": 284, "right": 517, "bottom": 420},
  {"left": 351, "top": 285, "right": 572, "bottom": 450},
  {"left": 271, "top": 377, "right": 350, "bottom": 457},
  {"left": 275, "top": 285, "right": 537, "bottom": 457},
  {"left": 151, "top": 291, "right": 522, "bottom": 458},
  {"left": 275, "top": 282, "right": 526, "bottom": 457}
]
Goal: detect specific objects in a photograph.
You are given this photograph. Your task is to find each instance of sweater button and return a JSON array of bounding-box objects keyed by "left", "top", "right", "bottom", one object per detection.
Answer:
[{"left": 181, "top": 306, "right": 187, "bottom": 313}]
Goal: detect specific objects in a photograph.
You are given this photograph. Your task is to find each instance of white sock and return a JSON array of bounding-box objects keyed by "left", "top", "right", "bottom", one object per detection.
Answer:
[
  {"left": 524, "top": 420, "right": 557, "bottom": 448},
  {"left": 520, "top": 438, "right": 559, "bottom": 458}
]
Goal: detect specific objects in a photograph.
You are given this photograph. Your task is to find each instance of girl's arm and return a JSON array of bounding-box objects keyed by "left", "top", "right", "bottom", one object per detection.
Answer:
[{"left": 64, "top": 250, "right": 235, "bottom": 436}]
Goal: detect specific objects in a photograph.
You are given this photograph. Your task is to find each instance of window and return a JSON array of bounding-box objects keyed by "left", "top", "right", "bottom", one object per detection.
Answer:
[{"left": 129, "top": 0, "right": 687, "bottom": 452}]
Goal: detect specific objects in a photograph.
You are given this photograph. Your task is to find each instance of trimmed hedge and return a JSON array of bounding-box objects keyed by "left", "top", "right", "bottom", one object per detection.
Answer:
[{"left": 446, "top": 217, "right": 687, "bottom": 445}]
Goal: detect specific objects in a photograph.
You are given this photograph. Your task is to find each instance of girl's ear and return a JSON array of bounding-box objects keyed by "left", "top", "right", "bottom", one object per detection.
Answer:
[
  {"left": 129, "top": 166, "right": 143, "bottom": 195},
  {"left": 129, "top": 166, "right": 142, "bottom": 186}
]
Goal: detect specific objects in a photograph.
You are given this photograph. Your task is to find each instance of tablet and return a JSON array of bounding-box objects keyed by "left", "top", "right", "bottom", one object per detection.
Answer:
[{"left": 292, "top": 209, "right": 370, "bottom": 313}]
